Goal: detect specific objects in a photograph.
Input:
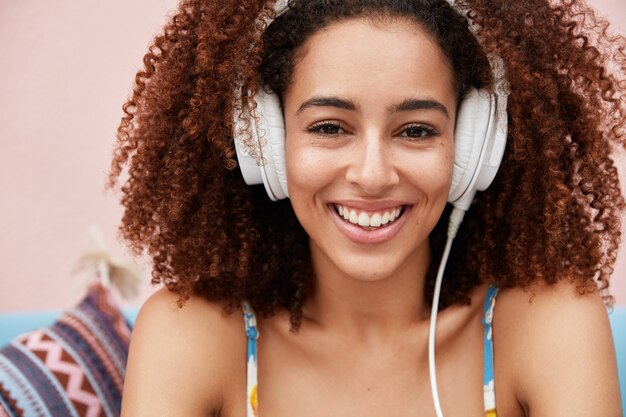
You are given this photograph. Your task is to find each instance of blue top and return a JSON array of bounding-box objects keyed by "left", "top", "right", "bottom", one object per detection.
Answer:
[{"left": 243, "top": 284, "right": 500, "bottom": 417}]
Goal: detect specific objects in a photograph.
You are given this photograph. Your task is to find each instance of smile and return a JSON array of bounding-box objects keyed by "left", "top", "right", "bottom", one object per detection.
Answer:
[{"left": 333, "top": 204, "right": 407, "bottom": 229}]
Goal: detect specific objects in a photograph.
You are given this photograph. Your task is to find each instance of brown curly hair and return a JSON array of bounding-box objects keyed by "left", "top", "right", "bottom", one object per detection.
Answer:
[{"left": 108, "top": 0, "right": 625, "bottom": 329}]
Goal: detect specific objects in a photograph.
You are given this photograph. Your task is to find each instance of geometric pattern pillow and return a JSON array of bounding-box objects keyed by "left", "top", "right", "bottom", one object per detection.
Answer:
[{"left": 0, "top": 282, "right": 131, "bottom": 417}]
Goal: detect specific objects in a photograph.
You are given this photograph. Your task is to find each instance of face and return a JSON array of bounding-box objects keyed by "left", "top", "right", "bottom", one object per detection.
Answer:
[{"left": 283, "top": 17, "right": 457, "bottom": 283}]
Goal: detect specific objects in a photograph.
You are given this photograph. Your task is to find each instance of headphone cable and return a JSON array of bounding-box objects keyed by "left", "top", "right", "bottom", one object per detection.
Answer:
[{"left": 428, "top": 206, "right": 466, "bottom": 417}]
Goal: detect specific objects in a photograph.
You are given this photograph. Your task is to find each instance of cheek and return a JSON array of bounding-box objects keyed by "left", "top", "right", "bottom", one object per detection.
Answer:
[
  {"left": 396, "top": 142, "right": 455, "bottom": 195},
  {"left": 441, "top": 146, "right": 455, "bottom": 190},
  {"left": 286, "top": 146, "right": 313, "bottom": 188},
  {"left": 433, "top": 141, "right": 455, "bottom": 188},
  {"left": 285, "top": 141, "right": 336, "bottom": 197}
]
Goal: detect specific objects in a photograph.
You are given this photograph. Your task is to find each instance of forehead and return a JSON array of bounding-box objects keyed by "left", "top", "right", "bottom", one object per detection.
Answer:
[{"left": 284, "top": 17, "right": 456, "bottom": 111}]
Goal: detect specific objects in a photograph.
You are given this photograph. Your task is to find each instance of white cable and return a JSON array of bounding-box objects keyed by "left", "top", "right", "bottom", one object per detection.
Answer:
[{"left": 428, "top": 206, "right": 466, "bottom": 417}]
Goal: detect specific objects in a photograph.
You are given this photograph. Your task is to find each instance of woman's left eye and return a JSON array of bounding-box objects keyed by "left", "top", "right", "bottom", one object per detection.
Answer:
[{"left": 399, "top": 124, "right": 438, "bottom": 139}]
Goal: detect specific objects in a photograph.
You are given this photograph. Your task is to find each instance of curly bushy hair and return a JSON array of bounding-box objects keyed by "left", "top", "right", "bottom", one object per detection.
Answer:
[{"left": 109, "top": 0, "right": 625, "bottom": 329}]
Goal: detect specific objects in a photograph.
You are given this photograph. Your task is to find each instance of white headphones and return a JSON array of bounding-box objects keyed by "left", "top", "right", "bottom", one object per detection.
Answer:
[
  {"left": 232, "top": 1, "right": 508, "bottom": 210},
  {"left": 233, "top": 0, "right": 508, "bottom": 211},
  {"left": 233, "top": 0, "right": 507, "bottom": 212}
]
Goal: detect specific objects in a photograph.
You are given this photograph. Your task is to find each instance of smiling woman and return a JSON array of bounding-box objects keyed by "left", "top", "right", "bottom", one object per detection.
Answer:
[{"left": 109, "top": 0, "right": 625, "bottom": 416}]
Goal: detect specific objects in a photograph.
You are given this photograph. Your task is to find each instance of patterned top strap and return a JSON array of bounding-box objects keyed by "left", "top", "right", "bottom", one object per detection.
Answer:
[
  {"left": 482, "top": 285, "right": 500, "bottom": 417},
  {"left": 242, "top": 301, "right": 259, "bottom": 417}
]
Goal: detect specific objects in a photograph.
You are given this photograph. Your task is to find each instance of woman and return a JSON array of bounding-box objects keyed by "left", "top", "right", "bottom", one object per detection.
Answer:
[{"left": 110, "top": 0, "right": 624, "bottom": 415}]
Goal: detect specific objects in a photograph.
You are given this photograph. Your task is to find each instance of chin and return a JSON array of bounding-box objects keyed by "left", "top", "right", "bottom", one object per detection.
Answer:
[
  {"left": 316, "top": 244, "right": 426, "bottom": 285},
  {"left": 341, "top": 265, "right": 396, "bottom": 283}
]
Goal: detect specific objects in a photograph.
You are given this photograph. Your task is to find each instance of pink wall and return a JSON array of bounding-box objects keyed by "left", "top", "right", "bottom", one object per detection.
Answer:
[{"left": 1, "top": 0, "right": 625, "bottom": 312}]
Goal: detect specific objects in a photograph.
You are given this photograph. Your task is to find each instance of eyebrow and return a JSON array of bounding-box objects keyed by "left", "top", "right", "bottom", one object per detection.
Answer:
[
  {"left": 295, "top": 96, "right": 450, "bottom": 119},
  {"left": 296, "top": 96, "right": 358, "bottom": 115},
  {"left": 388, "top": 98, "right": 450, "bottom": 119}
]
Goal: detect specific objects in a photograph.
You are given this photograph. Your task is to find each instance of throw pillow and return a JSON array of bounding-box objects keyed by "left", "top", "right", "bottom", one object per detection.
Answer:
[{"left": 0, "top": 282, "right": 131, "bottom": 417}]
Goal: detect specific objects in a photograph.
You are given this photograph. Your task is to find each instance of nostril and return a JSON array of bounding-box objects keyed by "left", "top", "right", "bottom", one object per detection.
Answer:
[{"left": 345, "top": 164, "right": 399, "bottom": 194}]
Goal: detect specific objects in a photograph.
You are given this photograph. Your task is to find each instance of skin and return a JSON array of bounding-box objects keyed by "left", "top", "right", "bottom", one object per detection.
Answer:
[{"left": 121, "top": 18, "right": 622, "bottom": 417}]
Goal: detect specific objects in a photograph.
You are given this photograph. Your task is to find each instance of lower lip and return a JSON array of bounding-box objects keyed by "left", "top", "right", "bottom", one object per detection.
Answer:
[{"left": 328, "top": 205, "right": 412, "bottom": 244}]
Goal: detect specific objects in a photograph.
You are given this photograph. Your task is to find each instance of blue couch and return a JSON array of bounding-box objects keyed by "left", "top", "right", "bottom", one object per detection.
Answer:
[{"left": 1, "top": 307, "right": 625, "bottom": 410}]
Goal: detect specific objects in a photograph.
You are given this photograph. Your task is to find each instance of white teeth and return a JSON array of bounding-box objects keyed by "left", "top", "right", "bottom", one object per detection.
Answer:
[
  {"left": 334, "top": 204, "right": 404, "bottom": 229},
  {"left": 357, "top": 212, "right": 370, "bottom": 227},
  {"left": 388, "top": 210, "right": 395, "bottom": 223}
]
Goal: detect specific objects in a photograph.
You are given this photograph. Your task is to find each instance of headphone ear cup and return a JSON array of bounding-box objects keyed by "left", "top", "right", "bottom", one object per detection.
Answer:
[
  {"left": 232, "top": 89, "right": 289, "bottom": 201},
  {"left": 448, "top": 88, "right": 493, "bottom": 204},
  {"left": 256, "top": 90, "right": 289, "bottom": 200},
  {"left": 233, "top": 97, "right": 263, "bottom": 185}
]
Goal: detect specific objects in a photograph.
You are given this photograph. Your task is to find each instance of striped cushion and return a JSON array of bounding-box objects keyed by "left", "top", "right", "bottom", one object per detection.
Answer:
[{"left": 0, "top": 283, "right": 131, "bottom": 417}]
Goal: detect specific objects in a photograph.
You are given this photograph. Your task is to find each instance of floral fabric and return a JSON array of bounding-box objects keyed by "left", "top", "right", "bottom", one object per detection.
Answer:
[
  {"left": 482, "top": 285, "right": 499, "bottom": 417},
  {"left": 242, "top": 302, "right": 259, "bottom": 417}
]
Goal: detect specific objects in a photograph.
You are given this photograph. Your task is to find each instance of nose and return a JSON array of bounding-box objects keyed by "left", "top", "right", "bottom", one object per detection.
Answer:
[{"left": 344, "top": 134, "right": 399, "bottom": 195}]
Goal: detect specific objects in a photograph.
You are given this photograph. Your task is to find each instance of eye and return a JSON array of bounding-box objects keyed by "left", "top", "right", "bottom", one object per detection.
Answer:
[
  {"left": 399, "top": 124, "right": 439, "bottom": 140},
  {"left": 307, "top": 121, "right": 345, "bottom": 136}
]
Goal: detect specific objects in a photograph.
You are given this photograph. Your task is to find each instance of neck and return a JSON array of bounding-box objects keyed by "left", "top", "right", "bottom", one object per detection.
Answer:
[{"left": 303, "top": 240, "right": 432, "bottom": 342}]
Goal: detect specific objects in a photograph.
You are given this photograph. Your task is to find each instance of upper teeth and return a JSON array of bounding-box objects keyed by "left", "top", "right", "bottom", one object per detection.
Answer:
[{"left": 335, "top": 204, "right": 403, "bottom": 228}]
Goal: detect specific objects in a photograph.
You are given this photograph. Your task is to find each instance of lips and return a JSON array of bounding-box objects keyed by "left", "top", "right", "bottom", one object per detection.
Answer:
[
  {"left": 333, "top": 203, "right": 405, "bottom": 228},
  {"left": 328, "top": 202, "right": 412, "bottom": 244}
]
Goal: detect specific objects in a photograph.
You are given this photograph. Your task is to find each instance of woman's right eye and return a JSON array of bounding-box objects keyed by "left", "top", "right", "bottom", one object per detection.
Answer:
[{"left": 306, "top": 121, "right": 344, "bottom": 136}]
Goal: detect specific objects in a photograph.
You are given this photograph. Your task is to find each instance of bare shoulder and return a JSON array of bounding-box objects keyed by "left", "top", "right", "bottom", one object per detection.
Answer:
[
  {"left": 121, "top": 287, "right": 247, "bottom": 417},
  {"left": 493, "top": 280, "right": 622, "bottom": 417}
]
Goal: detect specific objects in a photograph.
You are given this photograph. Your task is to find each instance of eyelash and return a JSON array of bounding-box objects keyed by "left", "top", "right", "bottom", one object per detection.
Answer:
[
  {"left": 307, "top": 121, "right": 344, "bottom": 136},
  {"left": 306, "top": 121, "right": 439, "bottom": 140},
  {"left": 399, "top": 124, "right": 439, "bottom": 139}
]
